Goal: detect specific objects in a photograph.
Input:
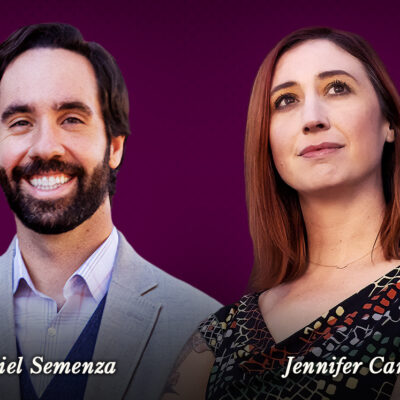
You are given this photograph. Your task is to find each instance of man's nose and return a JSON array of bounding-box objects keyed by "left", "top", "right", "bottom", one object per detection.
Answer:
[
  {"left": 302, "top": 96, "right": 330, "bottom": 134},
  {"left": 27, "top": 120, "right": 65, "bottom": 160}
]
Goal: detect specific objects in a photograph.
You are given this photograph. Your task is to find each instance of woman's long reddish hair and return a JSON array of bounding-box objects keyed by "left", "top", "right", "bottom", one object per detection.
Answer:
[{"left": 246, "top": 27, "right": 400, "bottom": 291}]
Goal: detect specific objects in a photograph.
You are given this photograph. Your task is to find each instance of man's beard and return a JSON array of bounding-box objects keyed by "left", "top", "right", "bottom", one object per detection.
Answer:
[{"left": 0, "top": 149, "right": 111, "bottom": 235}]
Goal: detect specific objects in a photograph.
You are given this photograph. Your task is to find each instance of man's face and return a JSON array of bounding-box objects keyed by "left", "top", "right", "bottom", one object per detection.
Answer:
[{"left": 0, "top": 48, "right": 121, "bottom": 234}]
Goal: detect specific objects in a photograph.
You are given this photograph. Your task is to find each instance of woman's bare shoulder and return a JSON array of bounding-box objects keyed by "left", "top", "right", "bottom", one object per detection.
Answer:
[{"left": 258, "top": 283, "right": 290, "bottom": 313}]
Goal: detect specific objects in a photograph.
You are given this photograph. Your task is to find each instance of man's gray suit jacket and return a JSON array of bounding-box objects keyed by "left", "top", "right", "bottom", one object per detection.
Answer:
[{"left": 0, "top": 231, "right": 221, "bottom": 399}]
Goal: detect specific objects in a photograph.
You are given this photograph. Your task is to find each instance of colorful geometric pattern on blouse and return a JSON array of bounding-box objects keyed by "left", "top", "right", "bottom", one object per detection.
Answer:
[{"left": 199, "top": 265, "right": 400, "bottom": 399}]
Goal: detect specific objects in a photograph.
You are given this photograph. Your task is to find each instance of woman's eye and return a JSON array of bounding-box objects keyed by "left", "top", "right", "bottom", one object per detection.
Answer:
[
  {"left": 274, "top": 94, "right": 297, "bottom": 109},
  {"left": 326, "top": 80, "right": 350, "bottom": 95}
]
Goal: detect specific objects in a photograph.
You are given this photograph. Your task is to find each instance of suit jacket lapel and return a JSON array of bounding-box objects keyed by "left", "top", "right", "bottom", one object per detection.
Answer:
[
  {"left": 0, "top": 239, "right": 21, "bottom": 400},
  {"left": 84, "top": 232, "right": 161, "bottom": 400}
]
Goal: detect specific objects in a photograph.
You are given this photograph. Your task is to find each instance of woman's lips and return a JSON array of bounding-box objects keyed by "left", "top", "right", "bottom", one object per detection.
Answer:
[{"left": 299, "top": 142, "right": 345, "bottom": 158}]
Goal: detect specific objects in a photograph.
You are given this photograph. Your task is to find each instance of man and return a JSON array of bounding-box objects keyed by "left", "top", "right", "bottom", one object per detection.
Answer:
[{"left": 0, "top": 23, "right": 220, "bottom": 400}]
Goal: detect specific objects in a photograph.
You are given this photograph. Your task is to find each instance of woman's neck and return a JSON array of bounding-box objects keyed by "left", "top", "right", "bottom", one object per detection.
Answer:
[{"left": 299, "top": 183, "right": 386, "bottom": 269}]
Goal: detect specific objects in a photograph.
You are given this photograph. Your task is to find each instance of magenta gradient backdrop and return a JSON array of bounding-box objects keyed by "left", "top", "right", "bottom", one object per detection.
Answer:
[{"left": 0, "top": 0, "right": 399, "bottom": 304}]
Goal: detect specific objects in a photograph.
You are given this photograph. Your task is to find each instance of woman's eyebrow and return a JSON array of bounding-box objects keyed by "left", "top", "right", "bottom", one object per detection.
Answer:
[
  {"left": 318, "top": 69, "right": 358, "bottom": 82},
  {"left": 270, "top": 70, "right": 359, "bottom": 97},
  {"left": 270, "top": 81, "right": 297, "bottom": 97},
  {"left": 271, "top": 69, "right": 358, "bottom": 96}
]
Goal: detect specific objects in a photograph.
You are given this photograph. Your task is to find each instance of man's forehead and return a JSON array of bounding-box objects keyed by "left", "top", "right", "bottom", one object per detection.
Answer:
[
  {"left": 0, "top": 48, "right": 100, "bottom": 113},
  {"left": 4, "top": 47, "right": 93, "bottom": 74}
]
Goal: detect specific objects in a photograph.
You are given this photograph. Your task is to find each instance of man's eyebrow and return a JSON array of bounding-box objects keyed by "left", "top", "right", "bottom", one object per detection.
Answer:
[
  {"left": 318, "top": 69, "right": 358, "bottom": 82},
  {"left": 55, "top": 101, "right": 93, "bottom": 116},
  {"left": 1, "top": 104, "right": 34, "bottom": 123}
]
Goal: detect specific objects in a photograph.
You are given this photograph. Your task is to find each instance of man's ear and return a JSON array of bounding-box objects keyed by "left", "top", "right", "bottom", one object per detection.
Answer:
[{"left": 109, "top": 135, "right": 125, "bottom": 169}]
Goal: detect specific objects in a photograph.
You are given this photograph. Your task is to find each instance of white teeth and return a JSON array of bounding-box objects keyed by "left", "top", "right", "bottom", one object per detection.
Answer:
[{"left": 29, "top": 174, "right": 71, "bottom": 191}]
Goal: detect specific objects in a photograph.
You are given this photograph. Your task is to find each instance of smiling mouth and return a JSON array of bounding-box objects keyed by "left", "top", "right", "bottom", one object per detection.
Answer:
[{"left": 28, "top": 174, "right": 72, "bottom": 191}]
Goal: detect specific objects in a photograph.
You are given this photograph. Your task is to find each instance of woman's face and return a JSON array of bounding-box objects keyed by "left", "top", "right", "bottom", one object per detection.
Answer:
[{"left": 269, "top": 39, "right": 394, "bottom": 196}]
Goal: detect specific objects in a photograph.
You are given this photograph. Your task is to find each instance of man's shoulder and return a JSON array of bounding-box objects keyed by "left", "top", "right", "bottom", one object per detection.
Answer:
[
  {"left": 112, "top": 231, "right": 221, "bottom": 314},
  {"left": 0, "top": 238, "right": 16, "bottom": 269},
  {"left": 147, "top": 259, "right": 221, "bottom": 309}
]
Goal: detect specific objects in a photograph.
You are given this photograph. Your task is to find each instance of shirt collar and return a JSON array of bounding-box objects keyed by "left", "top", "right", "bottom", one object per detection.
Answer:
[{"left": 13, "top": 227, "right": 119, "bottom": 304}]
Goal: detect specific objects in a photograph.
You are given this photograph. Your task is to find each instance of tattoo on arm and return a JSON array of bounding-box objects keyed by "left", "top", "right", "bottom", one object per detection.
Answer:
[{"left": 163, "top": 331, "right": 212, "bottom": 396}]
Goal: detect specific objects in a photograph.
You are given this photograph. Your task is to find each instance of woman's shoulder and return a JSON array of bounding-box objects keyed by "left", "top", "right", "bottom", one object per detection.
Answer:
[
  {"left": 198, "top": 292, "right": 264, "bottom": 353},
  {"left": 201, "top": 292, "right": 262, "bottom": 324}
]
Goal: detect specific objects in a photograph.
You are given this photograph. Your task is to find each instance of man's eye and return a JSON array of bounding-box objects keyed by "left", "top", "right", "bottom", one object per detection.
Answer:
[
  {"left": 10, "top": 120, "right": 30, "bottom": 128},
  {"left": 326, "top": 80, "right": 351, "bottom": 95},
  {"left": 63, "top": 117, "right": 83, "bottom": 124},
  {"left": 274, "top": 94, "right": 298, "bottom": 110}
]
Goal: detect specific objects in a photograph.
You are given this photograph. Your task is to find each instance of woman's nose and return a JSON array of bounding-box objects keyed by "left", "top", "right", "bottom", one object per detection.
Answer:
[{"left": 302, "top": 97, "right": 330, "bottom": 134}]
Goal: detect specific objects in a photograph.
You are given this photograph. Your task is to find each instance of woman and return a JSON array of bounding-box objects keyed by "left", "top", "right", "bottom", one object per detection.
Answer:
[{"left": 162, "top": 27, "right": 400, "bottom": 399}]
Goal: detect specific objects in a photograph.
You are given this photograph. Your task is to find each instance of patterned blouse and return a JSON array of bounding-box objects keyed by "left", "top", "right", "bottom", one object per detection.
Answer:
[{"left": 199, "top": 266, "right": 400, "bottom": 399}]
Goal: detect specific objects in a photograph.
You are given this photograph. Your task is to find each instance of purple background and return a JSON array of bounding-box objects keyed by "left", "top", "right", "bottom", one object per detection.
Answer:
[{"left": 0, "top": 0, "right": 398, "bottom": 305}]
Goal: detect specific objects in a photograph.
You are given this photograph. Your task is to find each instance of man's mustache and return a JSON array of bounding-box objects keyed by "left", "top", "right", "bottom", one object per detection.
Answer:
[{"left": 12, "top": 158, "right": 85, "bottom": 182}]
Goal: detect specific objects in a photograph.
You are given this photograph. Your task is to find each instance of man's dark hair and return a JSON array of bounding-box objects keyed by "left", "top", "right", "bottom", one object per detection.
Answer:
[{"left": 0, "top": 23, "right": 131, "bottom": 197}]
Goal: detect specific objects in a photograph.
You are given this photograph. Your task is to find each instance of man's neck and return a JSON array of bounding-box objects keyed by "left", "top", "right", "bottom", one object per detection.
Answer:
[{"left": 15, "top": 200, "right": 114, "bottom": 305}]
